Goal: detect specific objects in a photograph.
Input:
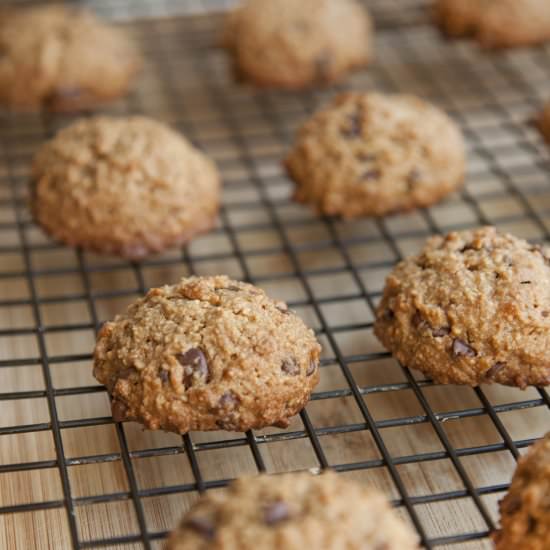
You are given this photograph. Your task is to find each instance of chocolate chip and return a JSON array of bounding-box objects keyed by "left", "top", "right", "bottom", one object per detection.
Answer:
[
  {"left": 542, "top": 311, "right": 549, "bottom": 318},
  {"left": 432, "top": 326, "right": 450, "bottom": 337},
  {"left": 520, "top": 281, "right": 532, "bottom": 285},
  {"left": 383, "top": 308, "right": 395, "bottom": 321},
  {"left": 177, "top": 348, "right": 209, "bottom": 389},
  {"left": 218, "top": 391, "right": 239, "bottom": 410},
  {"left": 306, "top": 360, "right": 317, "bottom": 377},
  {"left": 281, "top": 357, "right": 300, "bottom": 376},
  {"left": 159, "top": 369, "right": 169, "bottom": 383},
  {"left": 264, "top": 501, "right": 290, "bottom": 525},
  {"left": 341, "top": 112, "right": 362, "bottom": 139},
  {"left": 185, "top": 516, "right": 216, "bottom": 539},
  {"left": 111, "top": 400, "right": 127, "bottom": 422},
  {"left": 485, "top": 362, "right": 505, "bottom": 380},
  {"left": 452, "top": 338, "right": 477, "bottom": 358},
  {"left": 527, "top": 515, "right": 537, "bottom": 533},
  {"left": 412, "top": 310, "right": 428, "bottom": 330},
  {"left": 118, "top": 367, "right": 137, "bottom": 379},
  {"left": 459, "top": 244, "right": 476, "bottom": 253},
  {"left": 361, "top": 168, "right": 381, "bottom": 181}
]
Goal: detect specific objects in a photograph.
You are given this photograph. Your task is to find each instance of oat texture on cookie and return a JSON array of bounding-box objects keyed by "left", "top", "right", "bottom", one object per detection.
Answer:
[
  {"left": 374, "top": 227, "right": 550, "bottom": 388},
  {"left": 435, "top": 0, "right": 550, "bottom": 49},
  {"left": 166, "top": 471, "right": 419, "bottom": 549},
  {"left": 285, "top": 92, "right": 465, "bottom": 218},
  {"left": 93, "top": 276, "right": 321, "bottom": 433},
  {"left": 493, "top": 433, "right": 550, "bottom": 550},
  {"left": 31, "top": 116, "right": 220, "bottom": 259},
  {"left": 0, "top": 5, "right": 141, "bottom": 111},
  {"left": 223, "top": 0, "right": 372, "bottom": 89}
]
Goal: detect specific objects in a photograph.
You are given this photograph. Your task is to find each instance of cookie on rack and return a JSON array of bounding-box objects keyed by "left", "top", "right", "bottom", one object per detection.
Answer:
[
  {"left": 537, "top": 100, "right": 550, "bottom": 143},
  {"left": 374, "top": 226, "right": 550, "bottom": 387},
  {"left": 31, "top": 116, "right": 220, "bottom": 259},
  {"left": 166, "top": 471, "right": 418, "bottom": 549},
  {"left": 435, "top": 0, "right": 550, "bottom": 49},
  {"left": 0, "top": 5, "right": 141, "bottom": 111},
  {"left": 222, "top": 0, "right": 373, "bottom": 89},
  {"left": 93, "top": 275, "right": 321, "bottom": 433},
  {"left": 285, "top": 92, "right": 465, "bottom": 218},
  {"left": 494, "top": 432, "right": 550, "bottom": 550}
]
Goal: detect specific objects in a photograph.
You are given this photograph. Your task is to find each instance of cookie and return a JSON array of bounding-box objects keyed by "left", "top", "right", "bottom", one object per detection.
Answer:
[
  {"left": 494, "top": 433, "right": 550, "bottom": 550},
  {"left": 0, "top": 5, "right": 141, "bottom": 111},
  {"left": 93, "top": 276, "right": 321, "bottom": 433},
  {"left": 435, "top": 0, "right": 550, "bottom": 49},
  {"left": 222, "top": 0, "right": 373, "bottom": 89},
  {"left": 374, "top": 227, "right": 550, "bottom": 388},
  {"left": 285, "top": 92, "right": 465, "bottom": 218},
  {"left": 31, "top": 116, "right": 220, "bottom": 259},
  {"left": 537, "top": 101, "right": 550, "bottom": 143},
  {"left": 166, "top": 471, "right": 418, "bottom": 550}
]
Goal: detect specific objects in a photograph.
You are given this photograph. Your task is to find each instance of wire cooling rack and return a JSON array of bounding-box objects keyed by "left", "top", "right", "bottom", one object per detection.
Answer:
[{"left": 1, "top": 1, "right": 550, "bottom": 549}]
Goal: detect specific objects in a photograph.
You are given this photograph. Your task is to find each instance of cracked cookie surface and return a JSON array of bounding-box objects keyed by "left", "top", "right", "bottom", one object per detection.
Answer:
[
  {"left": 32, "top": 116, "right": 220, "bottom": 259},
  {"left": 93, "top": 276, "right": 321, "bottom": 433},
  {"left": 494, "top": 432, "right": 550, "bottom": 550},
  {"left": 0, "top": 5, "right": 141, "bottom": 111},
  {"left": 435, "top": 0, "right": 550, "bottom": 49},
  {"left": 167, "top": 471, "right": 418, "bottom": 550},
  {"left": 374, "top": 227, "right": 550, "bottom": 387},
  {"left": 285, "top": 92, "right": 464, "bottom": 218},
  {"left": 223, "top": 0, "right": 372, "bottom": 89}
]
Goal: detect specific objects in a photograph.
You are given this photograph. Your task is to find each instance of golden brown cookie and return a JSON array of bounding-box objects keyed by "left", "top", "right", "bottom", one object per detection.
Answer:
[
  {"left": 494, "top": 433, "right": 550, "bottom": 550},
  {"left": 374, "top": 227, "right": 550, "bottom": 388},
  {"left": 285, "top": 92, "right": 465, "bottom": 218},
  {"left": 31, "top": 116, "right": 220, "bottom": 259},
  {"left": 435, "top": 0, "right": 550, "bottom": 49},
  {"left": 222, "top": 0, "right": 373, "bottom": 89},
  {"left": 93, "top": 276, "right": 321, "bottom": 433},
  {"left": 0, "top": 5, "right": 141, "bottom": 111},
  {"left": 166, "top": 471, "right": 418, "bottom": 550}
]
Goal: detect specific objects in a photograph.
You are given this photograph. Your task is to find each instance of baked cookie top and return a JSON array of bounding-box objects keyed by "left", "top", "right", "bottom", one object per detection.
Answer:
[
  {"left": 32, "top": 116, "right": 220, "bottom": 259},
  {"left": 223, "top": 0, "right": 372, "bottom": 89},
  {"left": 435, "top": 0, "right": 550, "bottom": 49},
  {"left": 93, "top": 276, "right": 321, "bottom": 433},
  {"left": 494, "top": 433, "right": 550, "bottom": 550},
  {"left": 0, "top": 5, "right": 141, "bottom": 111},
  {"left": 285, "top": 92, "right": 465, "bottom": 218},
  {"left": 374, "top": 227, "right": 550, "bottom": 387},
  {"left": 167, "top": 471, "right": 418, "bottom": 550}
]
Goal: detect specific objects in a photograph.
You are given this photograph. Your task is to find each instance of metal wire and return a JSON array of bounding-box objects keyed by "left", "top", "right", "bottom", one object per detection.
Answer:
[{"left": 0, "top": 1, "right": 549, "bottom": 548}]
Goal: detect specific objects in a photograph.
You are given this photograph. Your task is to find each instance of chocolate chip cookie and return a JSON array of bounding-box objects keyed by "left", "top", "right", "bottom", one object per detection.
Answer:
[
  {"left": 435, "top": 0, "right": 550, "bottom": 49},
  {"left": 166, "top": 471, "right": 418, "bottom": 549},
  {"left": 31, "top": 116, "right": 220, "bottom": 259},
  {"left": 222, "top": 0, "right": 373, "bottom": 89},
  {"left": 285, "top": 92, "right": 465, "bottom": 218},
  {"left": 93, "top": 276, "right": 321, "bottom": 433},
  {"left": 374, "top": 227, "right": 550, "bottom": 388},
  {"left": 494, "top": 433, "right": 550, "bottom": 550},
  {"left": 0, "top": 5, "right": 141, "bottom": 111}
]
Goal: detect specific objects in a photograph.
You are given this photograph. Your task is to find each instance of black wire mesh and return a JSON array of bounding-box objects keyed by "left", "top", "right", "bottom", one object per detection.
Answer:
[{"left": 0, "top": 1, "right": 550, "bottom": 548}]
